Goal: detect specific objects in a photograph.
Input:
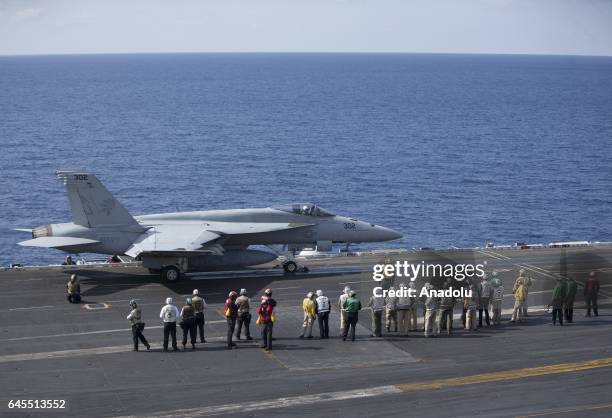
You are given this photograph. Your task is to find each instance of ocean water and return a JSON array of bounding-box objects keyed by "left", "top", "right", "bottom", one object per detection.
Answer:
[{"left": 1, "top": 53, "right": 611, "bottom": 266}]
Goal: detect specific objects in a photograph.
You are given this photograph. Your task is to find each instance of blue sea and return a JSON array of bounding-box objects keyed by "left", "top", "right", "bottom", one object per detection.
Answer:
[{"left": 1, "top": 53, "right": 611, "bottom": 266}]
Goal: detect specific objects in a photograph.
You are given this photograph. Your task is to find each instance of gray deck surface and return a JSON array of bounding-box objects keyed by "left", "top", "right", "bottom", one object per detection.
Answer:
[{"left": 1, "top": 246, "right": 611, "bottom": 417}]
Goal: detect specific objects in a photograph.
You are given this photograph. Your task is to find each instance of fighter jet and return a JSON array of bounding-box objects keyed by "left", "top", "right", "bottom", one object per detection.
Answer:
[{"left": 17, "top": 171, "right": 402, "bottom": 281}]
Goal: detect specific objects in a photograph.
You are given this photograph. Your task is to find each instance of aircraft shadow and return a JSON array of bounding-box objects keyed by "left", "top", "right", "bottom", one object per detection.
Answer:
[{"left": 62, "top": 268, "right": 357, "bottom": 304}]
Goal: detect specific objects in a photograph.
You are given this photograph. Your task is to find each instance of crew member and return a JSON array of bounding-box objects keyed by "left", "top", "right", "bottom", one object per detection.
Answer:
[
  {"left": 436, "top": 282, "right": 455, "bottom": 336},
  {"left": 159, "top": 297, "right": 179, "bottom": 351},
  {"left": 464, "top": 282, "right": 479, "bottom": 331},
  {"left": 424, "top": 283, "right": 439, "bottom": 337},
  {"left": 407, "top": 281, "right": 418, "bottom": 331},
  {"left": 180, "top": 297, "right": 197, "bottom": 349},
  {"left": 315, "top": 289, "right": 330, "bottom": 339},
  {"left": 478, "top": 275, "right": 492, "bottom": 327},
  {"left": 584, "top": 271, "right": 600, "bottom": 317},
  {"left": 385, "top": 286, "right": 398, "bottom": 332},
  {"left": 192, "top": 289, "right": 207, "bottom": 343},
  {"left": 550, "top": 278, "right": 565, "bottom": 326},
  {"left": 564, "top": 277, "right": 577, "bottom": 322},
  {"left": 342, "top": 290, "right": 362, "bottom": 342},
  {"left": 66, "top": 274, "right": 81, "bottom": 303},
  {"left": 396, "top": 283, "right": 412, "bottom": 336},
  {"left": 491, "top": 273, "right": 504, "bottom": 325},
  {"left": 258, "top": 288, "right": 276, "bottom": 350},
  {"left": 63, "top": 255, "right": 75, "bottom": 265},
  {"left": 513, "top": 269, "right": 533, "bottom": 318},
  {"left": 510, "top": 281, "right": 527, "bottom": 323},
  {"left": 367, "top": 291, "right": 385, "bottom": 337},
  {"left": 300, "top": 292, "right": 316, "bottom": 339},
  {"left": 225, "top": 291, "right": 239, "bottom": 349},
  {"left": 235, "top": 288, "right": 252, "bottom": 340},
  {"left": 338, "top": 286, "right": 351, "bottom": 335},
  {"left": 127, "top": 300, "right": 150, "bottom": 351}
]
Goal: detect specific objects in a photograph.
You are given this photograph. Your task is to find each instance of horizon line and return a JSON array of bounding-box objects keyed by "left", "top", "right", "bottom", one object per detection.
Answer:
[{"left": 1, "top": 51, "right": 612, "bottom": 59}]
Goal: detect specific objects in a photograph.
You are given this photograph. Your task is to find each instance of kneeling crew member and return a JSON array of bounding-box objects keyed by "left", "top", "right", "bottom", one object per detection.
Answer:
[
  {"left": 180, "top": 298, "right": 197, "bottom": 349},
  {"left": 66, "top": 274, "right": 81, "bottom": 303},
  {"left": 160, "top": 297, "right": 179, "bottom": 351},
  {"left": 127, "top": 300, "right": 150, "bottom": 351}
]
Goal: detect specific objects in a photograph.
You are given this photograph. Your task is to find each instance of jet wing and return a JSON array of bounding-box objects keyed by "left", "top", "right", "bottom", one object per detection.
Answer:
[
  {"left": 206, "top": 222, "right": 314, "bottom": 235},
  {"left": 18, "top": 237, "right": 100, "bottom": 249},
  {"left": 125, "top": 222, "right": 313, "bottom": 258},
  {"left": 125, "top": 225, "right": 220, "bottom": 258}
]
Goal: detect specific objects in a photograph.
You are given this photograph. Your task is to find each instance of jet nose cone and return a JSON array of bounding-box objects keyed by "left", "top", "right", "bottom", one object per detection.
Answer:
[{"left": 377, "top": 226, "right": 403, "bottom": 241}]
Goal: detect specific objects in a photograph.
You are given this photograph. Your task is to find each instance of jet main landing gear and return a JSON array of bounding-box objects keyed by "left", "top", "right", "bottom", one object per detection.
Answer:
[
  {"left": 161, "top": 265, "right": 181, "bottom": 282},
  {"left": 283, "top": 261, "right": 298, "bottom": 274}
]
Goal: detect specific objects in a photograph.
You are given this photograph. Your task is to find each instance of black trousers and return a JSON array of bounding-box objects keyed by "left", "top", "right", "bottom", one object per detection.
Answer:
[
  {"left": 195, "top": 312, "right": 205, "bottom": 342},
  {"left": 67, "top": 294, "right": 81, "bottom": 303},
  {"left": 552, "top": 308, "right": 563, "bottom": 325},
  {"left": 343, "top": 312, "right": 358, "bottom": 341},
  {"left": 478, "top": 307, "right": 490, "bottom": 327},
  {"left": 461, "top": 308, "right": 467, "bottom": 327},
  {"left": 317, "top": 311, "right": 330, "bottom": 338},
  {"left": 227, "top": 317, "right": 236, "bottom": 347},
  {"left": 236, "top": 312, "right": 251, "bottom": 338},
  {"left": 261, "top": 322, "right": 273, "bottom": 349},
  {"left": 131, "top": 324, "right": 149, "bottom": 350},
  {"left": 564, "top": 307, "right": 574, "bottom": 322},
  {"left": 181, "top": 318, "right": 196, "bottom": 346},
  {"left": 440, "top": 309, "right": 453, "bottom": 333},
  {"left": 586, "top": 295, "right": 598, "bottom": 316},
  {"left": 163, "top": 322, "right": 177, "bottom": 350}
]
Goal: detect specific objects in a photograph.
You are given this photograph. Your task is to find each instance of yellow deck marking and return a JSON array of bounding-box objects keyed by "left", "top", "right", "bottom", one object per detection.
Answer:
[
  {"left": 396, "top": 357, "right": 612, "bottom": 391},
  {"left": 261, "top": 348, "right": 290, "bottom": 369}
]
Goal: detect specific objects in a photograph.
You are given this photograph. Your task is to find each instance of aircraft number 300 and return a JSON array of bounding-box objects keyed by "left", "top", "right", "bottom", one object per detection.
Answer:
[
  {"left": 73, "top": 174, "right": 88, "bottom": 181},
  {"left": 343, "top": 222, "right": 356, "bottom": 230}
]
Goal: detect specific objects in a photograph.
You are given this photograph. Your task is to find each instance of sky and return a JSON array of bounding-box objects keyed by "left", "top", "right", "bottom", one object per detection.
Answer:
[{"left": 1, "top": 0, "right": 611, "bottom": 56}]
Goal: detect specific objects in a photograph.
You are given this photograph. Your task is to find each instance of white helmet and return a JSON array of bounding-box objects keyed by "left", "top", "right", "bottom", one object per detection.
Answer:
[
  {"left": 240, "top": 288, "right": 247, "bottom": 295},
  {"left": 166, "top": 297, "right": 173, "bottom": 304},
  {"left": 316, "top": 290, "right": 323, "bottom": 297},
  {"left": 193, "top": 289, "right": 199, "bottom": 295},
  {"left": 344, "top": 286, "right": 351, "bottom": 294},
  {"left": 306, "top": 292, "right": 313, "bottom": 299}
]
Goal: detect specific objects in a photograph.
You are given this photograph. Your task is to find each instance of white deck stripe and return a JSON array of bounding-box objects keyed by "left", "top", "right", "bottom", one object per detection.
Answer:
[
  {"left": 0, "top": 320, "right": 227, "bottom": 342},
  {"left": 114, "top": 385, "right": 402, "bottom": 418},
  {"left": 0, "top": 337, "right": 231, "bottom": 363}
]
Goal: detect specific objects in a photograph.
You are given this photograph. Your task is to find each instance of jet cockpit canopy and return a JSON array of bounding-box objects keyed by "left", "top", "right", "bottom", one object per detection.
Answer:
[{"left": 274, "top": 203, "right": 335, "bottom": 217}]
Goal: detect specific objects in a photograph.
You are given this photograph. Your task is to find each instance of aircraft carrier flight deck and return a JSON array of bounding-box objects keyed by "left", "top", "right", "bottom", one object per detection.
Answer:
[{"left": 1, "top": 244, "right": 612, "bottom": 418}]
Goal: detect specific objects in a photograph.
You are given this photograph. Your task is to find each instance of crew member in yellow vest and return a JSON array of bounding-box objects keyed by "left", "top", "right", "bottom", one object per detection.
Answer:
[{"left": 300, "top": 292, "right": 316, "bottom": 338}]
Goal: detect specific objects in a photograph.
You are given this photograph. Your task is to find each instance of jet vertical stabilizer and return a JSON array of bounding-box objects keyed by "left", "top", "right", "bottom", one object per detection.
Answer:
[{"left": 56, "top": 171, "right": 140, "bottom": 228}]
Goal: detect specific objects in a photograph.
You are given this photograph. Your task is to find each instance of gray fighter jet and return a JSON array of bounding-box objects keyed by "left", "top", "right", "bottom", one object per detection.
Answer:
[{"left": 17, "top": 171, "right": 402, "bottom": 281}]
